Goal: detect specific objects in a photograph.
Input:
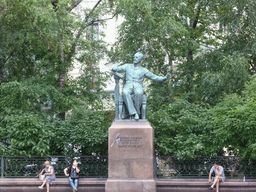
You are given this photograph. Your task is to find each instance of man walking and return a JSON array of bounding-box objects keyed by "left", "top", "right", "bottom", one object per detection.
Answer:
[{"left": 208, "top": 161, "right": 225, "bottom": 192}]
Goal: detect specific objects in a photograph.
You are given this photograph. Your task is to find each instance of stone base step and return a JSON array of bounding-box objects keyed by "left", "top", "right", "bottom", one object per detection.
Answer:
[
  {"left": 1, "top": 178, "right": 256, "bottom": 192},
  {"left": 0, "top": 178, "right": 105, "bottom": 192},
  {"left": 157, "top": 179, "right": 256, "bottom": 192}
]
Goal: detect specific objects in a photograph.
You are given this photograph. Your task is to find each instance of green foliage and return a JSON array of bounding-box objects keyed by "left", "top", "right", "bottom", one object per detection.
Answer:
[
  {"left": 1, "top": 0, "right": 256, "bottom": 159},
  {"left": 0, "top": 81, "right": 112, "bottom": 156},
  {"left": 195, "top": 51, "right": 250, "bottom": 104},
  {"left": 52, "top": 107, "right": 112, "bottom": 156},
  {"left": 149, "top": 79, "right": 256, "bottom": 159},
  {"left": 0, "top": 81, "right": 56, "bottom": 155},
  {"left": 110, "top": 0, "right": 256, "bottom": 159},
  {"left": 0, "top": 111, "right": 53, "bottom": 156},
  {"left": 0, "top": 0, "right": 115, "bottom": 156},
  {"left": 0, "top": 80, "right": 71, "bottom": 115},
  {"left": 148, "top": 99, "right": 219, "bottom": 158},
  {"left": 111, "top": 0, "right": 253, "bottom": 104},
  {"left": 210, "top": 80, "right": 256, "bottom": 159}
]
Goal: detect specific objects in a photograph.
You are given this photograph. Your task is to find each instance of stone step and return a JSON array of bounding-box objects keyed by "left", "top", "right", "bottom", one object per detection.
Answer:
[
  {"left": 1, "top": 178, "right": 256, "bottom": 192},
  {"left": 157, "top": 179, "right": 256, "bottom": 192},
  {"left": 0, "top": 178, "right": 105, "bottom": 192}
]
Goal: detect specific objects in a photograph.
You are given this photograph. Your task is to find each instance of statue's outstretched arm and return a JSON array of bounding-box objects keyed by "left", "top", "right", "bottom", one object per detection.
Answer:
[{"left": 145, "top": 69, "right": 170, "bottom": 82}]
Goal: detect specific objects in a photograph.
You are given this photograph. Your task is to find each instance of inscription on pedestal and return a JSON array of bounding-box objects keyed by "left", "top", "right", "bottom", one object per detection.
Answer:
[
  {"left": 111, "top": 134, "right": 143, "bottom": 148},
  {"left": 118, "top": 136, "right": 142, "bottom": 148}
]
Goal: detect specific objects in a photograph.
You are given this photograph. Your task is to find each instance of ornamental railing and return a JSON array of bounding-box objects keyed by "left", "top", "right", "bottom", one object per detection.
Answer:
[
  {"left": 0, "top": 156, "right": 107, "bottom": 178},
  {"left": 1, "top": 156, "right": 256, "bottom": 179},
  {"left": 156, "top": 156, "right": 256, "bottom": 179}
]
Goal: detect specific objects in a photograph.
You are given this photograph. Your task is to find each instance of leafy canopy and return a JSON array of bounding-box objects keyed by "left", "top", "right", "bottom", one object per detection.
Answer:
[{"left": 0, "top": 0, "right": 114, "bottom": 156}]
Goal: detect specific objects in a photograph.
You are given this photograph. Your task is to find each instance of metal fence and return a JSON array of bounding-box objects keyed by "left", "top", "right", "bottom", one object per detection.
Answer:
[
  {"left": 1, "top": 156, "right": 256, "bottom": 179},
  {"left": 0, "top": 155, "right": 108, "bottom": 178},
  {"left": 156, "top": 156, "right": 256, "bottom": 179}
]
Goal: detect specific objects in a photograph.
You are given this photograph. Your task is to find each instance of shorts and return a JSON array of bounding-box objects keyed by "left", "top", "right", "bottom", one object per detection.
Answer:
[{"left": 213, "top": 176, "right": 225, "bottom": 182}]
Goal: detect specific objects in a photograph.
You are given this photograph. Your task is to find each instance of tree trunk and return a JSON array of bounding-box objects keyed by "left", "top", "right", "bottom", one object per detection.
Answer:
[
  {"left": 58, "top": 72, "right": 66, "bottom": 120},
  {"left": 0, "top": 64, "right": 3, "bottom": 86},
  {"left": 58, "top": 45, "right": 66, "bottom": 120},
  {"left": 186, "top": 5, "right": 200, "bottom": 93},
  {"left": 186, "top": 48, "right": 194, "bottom": 92}
]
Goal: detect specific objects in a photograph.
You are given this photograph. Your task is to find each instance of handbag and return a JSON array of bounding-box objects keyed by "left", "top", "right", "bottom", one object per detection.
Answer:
[
  {"left": 39, "top": 174, "right": 45, "bottom": 181},
  {"left": 70, "top": 168, "right": 79, "bottom": 179}
]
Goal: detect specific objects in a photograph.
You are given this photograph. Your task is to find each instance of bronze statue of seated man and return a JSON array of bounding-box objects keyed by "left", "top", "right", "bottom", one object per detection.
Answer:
[{"left": 112, "top": 52, "right": 170, "bottom": 120}]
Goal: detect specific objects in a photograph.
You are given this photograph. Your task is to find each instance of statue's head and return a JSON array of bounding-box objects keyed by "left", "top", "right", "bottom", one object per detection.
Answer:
[{"left": 133, "top": 52, "right": 143, "bottom": 64}]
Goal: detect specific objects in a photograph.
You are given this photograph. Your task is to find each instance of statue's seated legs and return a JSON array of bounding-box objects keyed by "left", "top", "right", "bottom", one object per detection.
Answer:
[
  {"left": 122, "top": 86, "right": 144, "bottom": 120},
  {"left": 118, "top": 95, "right": 147, "bottom": 120},
  {"left": 133, "top": 88, "right": 143, "bottom": 117},
  {"left": 117, "top": 85, "right": 146, "bottom": 120}
]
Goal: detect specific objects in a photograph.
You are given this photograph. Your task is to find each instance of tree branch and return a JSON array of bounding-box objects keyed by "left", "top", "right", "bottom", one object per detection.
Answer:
[
  {"left": 87, "top": 13, "right": 117, "bottom": 26},
  {"left": 65, "top": 0, "right": 104, "bottom": 62},
  {"left": 0, "top": 50, "right": 14, "bottom": 85},
  {"left": 192, "top": 5, "right": 201, "bottom": 29},
  {"left": 52, "top": 0, "right": 83, "bottom": 12},
  {"left": 67, "top": 0, "right": 83, "bottom": 11},
  {"left": 52, "top": 0, "right": 58, "bottom": 11},
  {"left": 0, "top": 64, "right": 4, "bottom": 85}
]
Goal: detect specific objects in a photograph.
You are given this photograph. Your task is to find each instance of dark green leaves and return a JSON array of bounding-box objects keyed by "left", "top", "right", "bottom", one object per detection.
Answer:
[{"left": 0, "top": 0, "right": 114, "bottom": 156}]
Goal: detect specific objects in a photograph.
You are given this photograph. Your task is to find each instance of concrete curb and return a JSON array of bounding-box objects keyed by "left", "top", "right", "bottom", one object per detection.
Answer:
[{"left": 1, "top": 178, "right": 256, "bottom": 191}]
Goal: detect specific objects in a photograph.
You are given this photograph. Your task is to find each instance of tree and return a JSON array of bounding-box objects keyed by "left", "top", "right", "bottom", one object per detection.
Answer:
[
  {"left": 110, "top": 0, "right": 256, "bottom": 158},
  {"left": 110, "top": 0, "right": 252, "bottom": 104},
  {"left": 0, "top": 81, "right": 57, "bottom": 155},
  {"left": 52, "top": 106, "right": 112, "bottom": 156},
  {"left": 210, "top": 79, "right": 256, "bottom": 159},
  {"left": 218, "top": 0, "right": 256, "bottom": 74},
  {"left": 148, "top": 99, "right": 216, "bottom": 158},
  {"left": 148, "top": 79, "right": 256, "bottom": 159},
  {"left": 0, "top": 0, "right": 116, "bottom": 156}
]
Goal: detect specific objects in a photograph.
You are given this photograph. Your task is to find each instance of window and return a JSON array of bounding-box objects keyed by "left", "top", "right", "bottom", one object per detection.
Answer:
[{"left": 87, "top": 22, "right": 99, "bottom": 41}]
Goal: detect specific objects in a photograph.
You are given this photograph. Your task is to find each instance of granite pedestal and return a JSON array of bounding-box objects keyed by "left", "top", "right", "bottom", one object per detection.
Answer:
[{"left": 105, "top": 121, "right": 156, "bottom": 192}]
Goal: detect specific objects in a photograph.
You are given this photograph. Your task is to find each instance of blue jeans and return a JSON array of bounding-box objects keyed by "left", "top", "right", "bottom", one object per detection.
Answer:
[{"left": 69, "top": 177, "right": 78, "bottom": 189}]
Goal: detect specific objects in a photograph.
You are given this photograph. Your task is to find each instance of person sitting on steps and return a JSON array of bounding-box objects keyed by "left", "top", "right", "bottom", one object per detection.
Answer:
[
  {"left": 38, "top": 161, "right": 56, "bottom": 192},
  {"left": 208, "top": 161, "right": 226, "bottom": 192},
  {"left": 64, "top": 159, "right": 80, "bottom": 192}
]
